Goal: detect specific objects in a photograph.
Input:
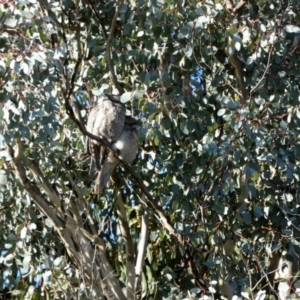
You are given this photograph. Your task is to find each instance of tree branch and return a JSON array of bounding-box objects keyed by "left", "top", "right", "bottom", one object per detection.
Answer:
[
  {"left": 250, "top": 43, "right": 273, "bottom": 96},
  {"left": 64, "top": 166, "right": 84, "bottom": 226},
  {"left": 111, "top": 171, "right": 135, "bottom": 298},
  {"left": 135, "top": 194, "right": 149, "bottom": 290},
  {"left": 224, "top": 0, "right": 233, "bottom": 11},
  {"left": 7, "top": 144, "right": 63, "bottom": 230},
  {"left": 8, "top": 139, "right": 64, "bottom": 216},
  {"left": 80, "top": 227, "right": 127, "bottom": 300},
  {"left": 122, "top": 164, "right": 184, "bottom": 244},
  {"left": 115, "top": 188, "right": 135, "bottom": 300},
  {"left": 112, "top": 171, "right": 136, "bottom": 300},
  {"left": 87, "top": 0, "right": 108, "bottom": 40},
  {"left": 28, "top": 156, "right": 64, "bottom": 215},
  {"left": 225, "top": 0, "right": 246, "bottom": 13},
  {"left": 233, "top": 0, "right": 246, "bottom": 13},
  {"left": 7, "top": 142, "right": 104, "bottom": 295},
  {"left": 106, "top": 0, "right": 124, "bottom": 94},
  {"left": 224, "top": 48, "right": 247, "bottom": 105}
]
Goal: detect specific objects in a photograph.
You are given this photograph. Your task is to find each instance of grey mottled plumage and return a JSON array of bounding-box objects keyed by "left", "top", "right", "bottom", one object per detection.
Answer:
[
  {"left": 94, "top": 116, "right": 139, "bottom": 193},
  {"left": 85, "top": 94, "right": 125, "bottom": 178},
  {"left": 83, "top": 94, "right": 138, "bottom": 193}
]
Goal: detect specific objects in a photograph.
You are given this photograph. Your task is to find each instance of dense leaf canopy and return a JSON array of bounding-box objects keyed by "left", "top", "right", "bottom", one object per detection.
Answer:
[{"left": 1, "top": 0, "right": 300, "bottom": 299}]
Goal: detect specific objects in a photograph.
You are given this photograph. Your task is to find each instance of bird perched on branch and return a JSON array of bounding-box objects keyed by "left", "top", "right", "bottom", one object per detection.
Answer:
[{"left": 82, "top": 94, "right": 139, "bottom": 193}]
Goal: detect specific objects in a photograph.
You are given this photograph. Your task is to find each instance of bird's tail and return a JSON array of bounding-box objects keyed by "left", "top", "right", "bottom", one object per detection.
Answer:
[{"left": 94, "top": 160, "right": 118, "bottom": 193}]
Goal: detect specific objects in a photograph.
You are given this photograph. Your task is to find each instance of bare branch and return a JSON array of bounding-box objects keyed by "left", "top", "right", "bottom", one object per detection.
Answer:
[
  {"left": 224, "top": 48, "right": 247, "bottom": 105},
  {"left": 115, "top": 189, "right": 136, "bottom": 300},
  {"left": 111, "top": 170, "right": 135, "bottom": 297},
  {"left": 122, "top": 163, "right": 184, "bottom": 244},
  {"left": 123, "top": 178, "right": 150, "bottom": 287},
  {"left": 233, "top": 0, "right": 246, "bottom": 13},
  {"left": 224, "top": 0, "right": 233, "bottom": 11},
  {"left": 88, "top": 0, "right": 108, "bottom": 40},
  {"left": 106, "top": 0, "right": 125, "bottom": 94},
  {"left": 225, "top": 0, "right": 246, "bottom": 13},
  {"left": 8, "top": 140, "right": 64, "bottom": 216},
  {"left": 111, "top": 171, "right": 136, "bottom": 297},
  {"left": 28, "top": 157, "right": 64, "bottom": 214},
  {"left": 64, "top": 162, "right": 99, "bottom": 237},
  {"left": 7, "top": 144, "right": 63, "bottom": 229},
  {"left": 135, "top": 194, "right": 149, "bottom": 290},
  {"left": 254, "top": 253, "right": 280, "bottom": 297},
  {"left": 250, "top": 44, "right": 273, "bottom": 96},
  {"left": 64, "top": 167, "right": 85, "bottom": 226}
]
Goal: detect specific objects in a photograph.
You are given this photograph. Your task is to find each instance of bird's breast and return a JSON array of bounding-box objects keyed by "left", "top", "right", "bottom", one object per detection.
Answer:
[{"left": 112, "top": 129, "right": 138, "bottom": 163}]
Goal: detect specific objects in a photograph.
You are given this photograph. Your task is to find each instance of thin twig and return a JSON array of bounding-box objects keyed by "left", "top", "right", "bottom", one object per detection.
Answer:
[
  {"left": 242, "top": 257, "right": 255, "bottom": 300},
  {"left": 224, "top": 48, "right": 247, "bottom": 104},
  {"left": 88, "top": 0, "right": 108, "bottom": 40},
  {"left": 250, "top": 43, "right": 273, "bottom": 95},
  {"left": 253, "top": 254, "right": 279, "bottom": 297}
]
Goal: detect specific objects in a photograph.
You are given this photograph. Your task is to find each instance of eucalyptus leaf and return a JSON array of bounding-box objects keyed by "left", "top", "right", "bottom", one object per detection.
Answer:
[
  {"left": 90, "top": 88, "right": 101, "bottom": 96},
  {"left": 286, "top": 25, "right": 300, "bottom": 33},
  {"left": 184, "top": 44, "right": 193, "bottom": 58},
  {"left": 4, "top": 18, "right": 17, "bottom": 28},
  {"left": 120, "top": 92, "right": 132, "bottom": 103},
  {"left": 217, "top": 108, "right": 226, "bottom": 116},
  {"left": 0, "top": 170, "right": 7, "bottom": 185}
]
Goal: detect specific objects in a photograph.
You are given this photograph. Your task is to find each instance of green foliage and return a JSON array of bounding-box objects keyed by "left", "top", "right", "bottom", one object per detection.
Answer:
[{"left": 1, "top": 0, "right": 300, "bottom": 299}]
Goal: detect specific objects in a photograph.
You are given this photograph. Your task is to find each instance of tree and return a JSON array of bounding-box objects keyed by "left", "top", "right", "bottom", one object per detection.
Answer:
[{"left": 1, "top": 0, "right": 300, "bottom": 299}]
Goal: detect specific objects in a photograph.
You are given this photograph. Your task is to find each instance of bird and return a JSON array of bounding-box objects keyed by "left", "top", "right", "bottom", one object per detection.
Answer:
[
  {"left": 82, "top": 94, "right": 139, "bottom": 193},
  {"left": 85, "top": 94, "right": 126, "bottom": 177},
  {"left": 93, "top": 115, "right": 139, "bottom": 193}
]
